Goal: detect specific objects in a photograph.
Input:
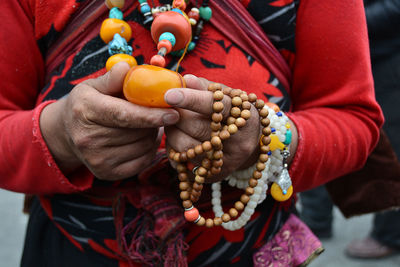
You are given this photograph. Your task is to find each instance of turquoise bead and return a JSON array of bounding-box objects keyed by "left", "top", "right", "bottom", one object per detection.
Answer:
[
  {"left": 109, "top": 7, "right": 123, "bottom": 20},
  {"left": 159, "top": 32, "right": 176, "bottom": 47},
  {"left": 138, "top": 0, "right": 147, "bottom": 3},
  {"left": 284, "top": 129, "right": 292, "bottom": 145},
  {"left": 199, "top": 6, "right": 212, "bottom": 21},
  {"left": 188, "top": 42, "right": 196, "bottom": 51},
  {"left": 108, "top": 33, "right": 132, "bottom": 55},
  {"left": 171, "top": 8, "right": 184, "bottom": 16},
  {"left": 140, "top": 3, "right": 151, "bottom": 14}
]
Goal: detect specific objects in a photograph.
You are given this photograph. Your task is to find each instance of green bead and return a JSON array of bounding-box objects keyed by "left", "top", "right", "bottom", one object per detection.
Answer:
[
  {"left": 188, "top": 42, "right": 196, "bottom": 51},
  {"left": 283, "top": 129, "right": 292, "bottom": 145},
  {"left": 138, "top": 0, "right": 147, "bottom": 3},
  {"left": 199, "top": 6, "right": 212, "bottom": 21}
]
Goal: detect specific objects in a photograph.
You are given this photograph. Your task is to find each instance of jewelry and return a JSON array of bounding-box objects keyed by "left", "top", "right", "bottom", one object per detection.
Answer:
[{"left": 169, "top": 83, "right": 272, "bottom": 228}]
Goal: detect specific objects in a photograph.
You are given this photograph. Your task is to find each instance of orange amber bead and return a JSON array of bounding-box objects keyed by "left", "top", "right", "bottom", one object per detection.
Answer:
[
  {"left": 100, "top": 18, "right": 132, "bottom": 44},
  {"left": 151, "top": 11, "right": 192, "bottom": 51},
  {"left": 105, "top": 54, "right": 137, "bottom": 71},
  {"left": 105, "top": 0, "right": 125, "bottom": 9},
  {"left": 123, "top": 65, "right": 186, "bottom": 107}
]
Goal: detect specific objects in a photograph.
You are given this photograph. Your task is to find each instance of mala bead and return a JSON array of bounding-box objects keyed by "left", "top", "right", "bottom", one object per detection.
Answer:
[
  {"left": 253, "top": 170, "right": 262, "bottom": 179},
  {"left": 212, "top": 113, "right": 223, "bottom": 123},
  {"left": 182, "top": 200, "right": 192, "bottom": 209},
  {"left": 105, "top": 54, "right": 137, "bottom": 71},
  {"left": 178, "top": 172, "right": 188, "bottom": 182},
  {"left": 222, "top": 213, "right": 231, "bottom": 223},
  {"left": 248, "top": 93, "right": 257, "bottom": 103},
  {"left": 229, "top": 208, "right": 239, "bottom": 218},
  {"left": 213, "top": 91, "right": 224, "bottom": 101},
  {"left": 241, "top": 110, "right": 251, "bottom": 120},
  {"left": 240, "top": 194, "right": 250, "bottom": 204},
  {"left": 184, "top": 206, "right": 200, "bottom": 222},
  {"left": 227, "top": 124, "right": 238, "bottom": 134},
  {"left": 194, "top": 144, "right": 204, "bottom": 155},
  {"left": 213, "top": 102, "right": 224, "bottom": 113},
  {"left": 230, "top": 107, "right": 241, "bottom": 118},
  {"left": 213, "top": 150, "right": 223, "bottom": 160},
  {"left": 180, "top": 191, "right": 190, "bottom": 200},
  {"left": 235, "top": 117, "right": 246, "bottom": 128},
  {"left": 231, "top": 96, "right": 242, "bottom": 107},
  {"left": 151, "top": 11, "right": 192, "bottom": 51},
  {"left": 187, "top": 148, "right": 196, "bottom": 159},
  {"left": 234, "top": 201, "right": 245, "bottom": 211},
  {"left": 219, "top": 130, "right": 230, "bottom": 140},
  {"left": 192, "top": 182, "right": 203, "bottom": 191},
  {"left": 205, "top": 218, "right": 214, "bottom": 228},
  {"left": 213, "top": 217, "right": 222, "bottom": 226},
  {"left": 123, "top": 65, "right": 185, "bottom": 107},
  {"left": 105, "top": 0, "right": 125, "bottom": 9},
  {"left": 227, "top": 116, "right": 236, "bottom": 125},
  {"left": 242, "top": 101, "right": 252, "bottom": 110},
  {"left": 100, "top": 18, "right": 132, "bottom": 43},
  {"left": 208, "top": 83, "right": 222, "bottom": 92},
  {"left": 202, "top": 141, "right": 212, "bottom": 151}
]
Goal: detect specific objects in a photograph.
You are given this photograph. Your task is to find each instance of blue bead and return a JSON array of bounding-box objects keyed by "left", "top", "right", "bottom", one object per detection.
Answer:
[
  {"left": 283, "top": 189, "right": 287, "bottom": 195},
  {"left": 108, "top": 33, "right": 132, "bottom": 56},
  {"left": 140, "top": 3, "right": 151, "bottom": 14},
  {"left": 267, "top": 151, "right": 272, "bottom": 155},
  {"left": 109, "top": 7, "right": 123, "bottom": 20},
  {"left": 277, "top": 111, "right": 282, "bottom": 117},
  {"left": 171, "top": 8, "right": 184, "bottom": 15},
  {"left": 159, "top": 32, "right": 176, "bottom": 47},
  {"left": 271, "top": 127, "right": 276, "bottom": 133},
  {"left": 188, "top": 42, "right": 196, "bottom": 51}
]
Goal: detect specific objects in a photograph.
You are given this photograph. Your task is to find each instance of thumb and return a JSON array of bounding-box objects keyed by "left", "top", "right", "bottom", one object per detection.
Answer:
[
  {"left": 183, "top": 74, "right": 211, "bottom": 91},
  {"left": 83, "top": 62, "right": 131, "bottom": 96}
]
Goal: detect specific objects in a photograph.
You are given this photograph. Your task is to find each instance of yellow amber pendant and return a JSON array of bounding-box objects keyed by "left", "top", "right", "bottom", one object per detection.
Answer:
[
  {"left": 271, "top": 182, "right": 293, "bottom": 202},
  {"left": 269, "top": 135, "right": 285, "bottom": 151}
]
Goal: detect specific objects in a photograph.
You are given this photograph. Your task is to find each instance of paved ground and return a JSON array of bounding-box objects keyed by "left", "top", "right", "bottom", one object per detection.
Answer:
[{"left": 0, "top": 189, "right": 399, "bottom": 266}]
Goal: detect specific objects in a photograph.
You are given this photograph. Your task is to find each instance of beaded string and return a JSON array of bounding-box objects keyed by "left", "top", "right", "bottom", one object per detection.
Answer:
[{"left": 168, "top": 83, "right": 273, "bottom": 228}]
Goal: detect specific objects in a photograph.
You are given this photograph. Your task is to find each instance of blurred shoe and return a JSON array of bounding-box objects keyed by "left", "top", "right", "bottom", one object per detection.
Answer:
[{"left": 345, "top": 237, "right": 395, "bottom": 258}]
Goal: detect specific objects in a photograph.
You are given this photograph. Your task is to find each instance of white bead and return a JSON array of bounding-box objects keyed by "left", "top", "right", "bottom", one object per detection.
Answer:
[
  {"left": 211, "top": 198, "right": 221, "bottom": 206},
  {"left": 247, "top": 200, "right": 258, "bottom": 209}
]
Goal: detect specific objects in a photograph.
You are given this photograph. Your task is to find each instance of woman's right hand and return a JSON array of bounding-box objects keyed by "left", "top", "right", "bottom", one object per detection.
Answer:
[{"left": 39, "top": 63, "right": 180, "bottom": 181}]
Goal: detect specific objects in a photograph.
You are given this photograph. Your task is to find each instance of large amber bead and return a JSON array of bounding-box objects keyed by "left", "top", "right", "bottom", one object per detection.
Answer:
[
  {"left": 100, "top": 18, "right": 132, "bottom": 43},
  {"left": 123, "top": 65, "right": 186, "bottom": 108}
]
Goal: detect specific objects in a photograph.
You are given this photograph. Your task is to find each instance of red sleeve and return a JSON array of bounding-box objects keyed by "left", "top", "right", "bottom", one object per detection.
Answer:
[
  {"left": 287, "top": 0, "right": 384, "bottom": 192},
  {"left": 0, "top": 0, "right": 94, "bottom": 194}
]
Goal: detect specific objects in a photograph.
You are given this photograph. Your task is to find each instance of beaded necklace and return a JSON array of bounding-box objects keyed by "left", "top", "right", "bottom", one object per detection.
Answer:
[{"left": 100, "top": 0, "right": 294, "bottom": 230}]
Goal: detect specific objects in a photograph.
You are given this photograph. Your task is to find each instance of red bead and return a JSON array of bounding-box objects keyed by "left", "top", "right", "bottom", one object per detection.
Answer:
[
  {"left": 150, "top": 55, "right": 166, "bottom": 67},
  {"left": 151, "top": 11, "right": 192, "bottom": 51},
  {"left": 188, "top": 10, "right": 200, "bottom": 21},
  {"left": 184, "top": 207, "right": 200, "bottom": 222},
  {"left": 172, "top": 0, "right": 186, "bottom": 10},
  {"left": 157, "top": 39, "right": 173, "bottom": 53}
]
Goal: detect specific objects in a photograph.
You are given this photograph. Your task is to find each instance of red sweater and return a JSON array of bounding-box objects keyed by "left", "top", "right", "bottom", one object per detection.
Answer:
[{"left": 0, "top": 0, "right": 383, "bottom": 196}]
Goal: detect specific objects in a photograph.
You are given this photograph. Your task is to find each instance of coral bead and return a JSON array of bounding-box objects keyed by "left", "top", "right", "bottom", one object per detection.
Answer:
[
  {"left": 123, "top": 65, "right": 186, "bottom": 107},
  {"left": 105, "top": 54, "right": 137, "bottom": 71},
  {"left": 172, "top": 0, "right": 186, "bottom": 10},
  {"left": 184, "top": 207, "right": 200, "bottom": 222},
  {"left": 188, "top": 9, "right": 200, "bottom": 21},
  {"left": 150, "top": 54, "right": 166, "bottom": 67},
  {"left": 151, "top": 11, "right": 192, "bottom": 51},
  {"left": 105, "top": 0, "right": 125, "bottom": 9},
  {"left": 157, "top": 39, "right": 173, "bottom": 53},
  {"left": 271, "top": 183, "right": 293, "bottom": 202},
  {"left": 100, "top": 18, "right": 132, "bottom": 43}
]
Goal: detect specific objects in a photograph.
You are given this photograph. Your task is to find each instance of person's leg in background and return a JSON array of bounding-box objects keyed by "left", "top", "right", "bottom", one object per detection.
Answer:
[{"left": 299, "top": 185, "right": 334, "bottom": 239}]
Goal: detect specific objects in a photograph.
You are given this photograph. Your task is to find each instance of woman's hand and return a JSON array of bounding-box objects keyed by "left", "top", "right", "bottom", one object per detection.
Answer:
[
  {"left": 39, "top": 63, "right": 180, "bottom": 181},
  {"left": 164, "top": 75, "right": 262, "bottom": 182}
]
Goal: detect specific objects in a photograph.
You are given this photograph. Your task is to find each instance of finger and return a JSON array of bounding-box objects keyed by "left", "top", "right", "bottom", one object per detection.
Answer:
[
  {"left": 101, "top": 128, "right": 158, "bottom": 147},
  {"left": 165, "top": 125, "right": 202, "bottom": 153},
  {"left": 183, "top": 74, "right": 211, "bottom": 91},
  {"left": 164, "top": 87, "right": 231, "bottom": 118},
  {"left": 83, "top": 62, "right": 131, "bottom": 96},
  {"left": 174, "top": 109, "right": 211, "bottom": 141},
  {"left": 72, "top": 86, "right": 180, "bottom": 128}
]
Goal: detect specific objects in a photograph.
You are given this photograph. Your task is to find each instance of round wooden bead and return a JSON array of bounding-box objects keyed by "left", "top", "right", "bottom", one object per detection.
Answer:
[
  {"left": 262, "top": 127, "right": 272, "bottom": 136},
  {"left": 245, "top": 187, "right": 255, "bottom": 195},
  {"left": 229, "top": 208, "right": 239, "bottom": 218},
  {"left": 201, "top": 158, "right": 212, "bottom": 169},
  {"left": 262, "top": 136, "right": 271, "bottom": 146},
  {"left": 191, "top": 190, "right": 201, "bottom": 199},
  {"left": 235, "top": 117, "right": 246, "bottom": 128},
  {"left": 230, "top": 89, "right": 242, "bottom": 97},
  {"left": 235, "top": 201, "right": 245, "bottom": 211},
  {"left": 180, "top": 191, "right": 190, "bottom": 200},
  {"left": 256, "top": 162, "right": 266, "bottom": 171},
  {"left": 190, "top": 194, "right": 199, "bottom": 203},
  {"left": 182, "top": 200, "right": 192, "bottom": 209},
  {"left": 179, "top": 182, "right": 190, "bottom": 191},
  {"left": 196, "top": 216, "right": 206, "bottom": 226},
  {"left": 213, "top": 91, "right": 224, "bottom": 101},
  {"left": 195, "top": 175, "right": 205, "bottom": 184},
  {"left": 261, "top": 145, "right": 270, "bottom": 154},
  {"left": 105, "top": 0, "right": 125, "bottom": 9},
  {"left": 213, "top": 150, "right": 223, "bottom": 160},
  {"left": 248, "top": 93, "right": 257, "bottom": 102},
  {"left": 197, "top": 166, "right": 207, "bottom": 176},
  {"left": 192, "top": 182, "right": 203, "bottom": 191},
  {"left": 227, "top": 116, "right": 236, "bottom": 125},
  {"left": 169, "top": 150, "right": 175, "bottom": 159},
  {"left": 178, "top": 172, "right": 188, "bottom": 181},
  {"left": 194, "top": 144, "right": 204, "bottom": 155},
  {"left": 240, "top": 194, "right": 250, "bottom": 204},
  {"left": 231, "top": 107, "right": 241, "bottom": 118},
  {"left": 249, "top": 178, "right": 258, "bottom": 187},
  {"left": 261, "top": 118, "right": 270, "bottom": 126},
  {"left": 212, "top": 113, "right": 223, "bottom": 123},
  {"left": 187, "top": 148, "right": 196, "bottom": 159},
  {"left": 208, "top": 83, "right": 222, "bottom": 92},
  {"left": 253, "top": 170, "right": 262, "bottom": 179},
  {"left": 242, "top": 101, "right": 251, "bottom": 110},
  {"left": 219, "top": 130, "right": 230, "bottom": 140},
  {"left": 241, "top": 110, "right": 251, "bottom": 120},
  {"left": 211, "top": 122, "right": 221, "bottom": 131},
  {"left": 211, "top": 166, "right": 221, "bottom": 175},
  {"left": 212, "top": 159, "right": 223, "bottom": 168},
  {"left": 211, "top": 131, "right": 220, "bottom": 137},
  {"left": 173, "top": 152, "right": 181, "bottom": 162},
  {"left": 202, "top": 141, "right": 212, "bottom": 151},
  {"left": 205, "top": 218, "right": 214, "bottom": 228},
  {"left": 184, "top": 207, "right": 200, "bottom": 222},
  {"left": 211, "top": 136, "right": 222, "bottom": 147},
  {"left": 259, "top": 107, "right": 269, "bottom": 118},
  {"left": 222, "top": 87, "right": 232, "bottom": 95},
  {"left": 240, "top": 93, "right": 249, "bottom": 101},
  {"left": 259, "top": 154, "right": 269, "bottom": 163},
  {"left": 179, "top": 152, "right": 188, "bottom": 162},
  {"left": 213, "top": 102, "right": 224, "bottom": 113},
  {"left": 227, "top": 124, "right": 238, "bottom": 134},
  {"left": 222, "top": 213, "right": 231, "bottom": 223},
  {"left": 231, "top": 96, "right": 242, "bottom": 107},
  {"left": 176, "top": 163, "right": 186, "bottom": 173},
  {"left": 213, "top": 217, "right": 222, "bottom": 226},
  {"left": 256, "top": 99, "right": 265, "bottom": 109}
]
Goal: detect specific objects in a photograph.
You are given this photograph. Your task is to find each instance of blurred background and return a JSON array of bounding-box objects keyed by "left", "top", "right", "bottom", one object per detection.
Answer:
[{"left": 0, "top": 189, "right": 399, "bottom": 266}]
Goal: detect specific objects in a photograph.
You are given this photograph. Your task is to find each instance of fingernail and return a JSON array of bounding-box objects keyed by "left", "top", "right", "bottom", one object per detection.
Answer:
[
  {"left": 165, "top": 90, "right": 183, "bottom": 105},
  {"left": 162, "top": 113, "right": 179, "bottom": 125}
]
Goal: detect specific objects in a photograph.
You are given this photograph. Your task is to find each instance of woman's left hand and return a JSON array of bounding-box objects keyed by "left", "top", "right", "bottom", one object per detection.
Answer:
[{"left": 164, "top": 74, "right": 262, "bottom": 182}]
